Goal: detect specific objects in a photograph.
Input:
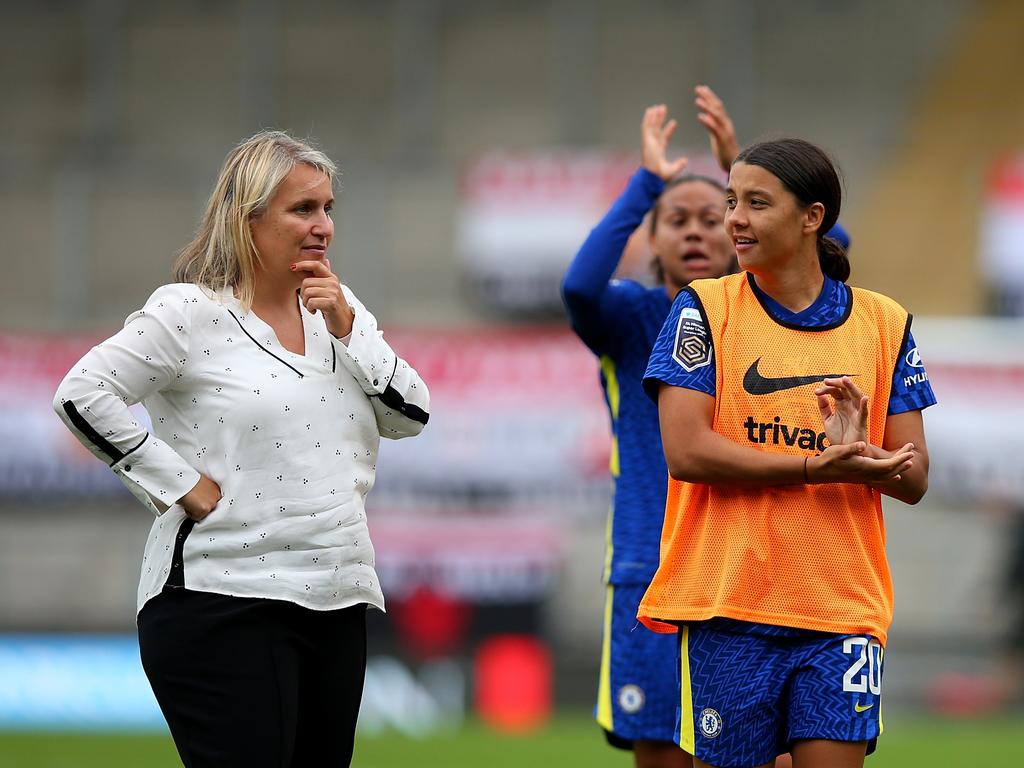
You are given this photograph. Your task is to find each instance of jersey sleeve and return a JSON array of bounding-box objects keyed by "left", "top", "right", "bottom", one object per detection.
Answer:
[
  {"left": 561, "top": 168, "right": 664, "bottom": 353},
  {"left": 888, "top": 325, "right": 937, "bottom": 415},
  {"left": 643, "top": 287, "right": 716, "bottom": 402}
]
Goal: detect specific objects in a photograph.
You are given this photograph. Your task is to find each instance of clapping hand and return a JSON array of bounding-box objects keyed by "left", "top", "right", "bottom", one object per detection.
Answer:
[
  {"left": 815, "top": 376, "right": 869, "bottom": 447},
  {"left": 809, "top": 376, "right": 915, "bottom": 484},
  {"left": 809, "top": 441, "right": 916, "bottom": 485},
  {"left": 694, "top": 85, "right": 740, "bottom": 173}
]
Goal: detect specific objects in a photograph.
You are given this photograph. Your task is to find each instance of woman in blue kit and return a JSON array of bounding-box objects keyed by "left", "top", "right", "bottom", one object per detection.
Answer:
[
  {"left": 561, "top": 89, "right": 740, "bottom": 768},
  {"left": 641, "top": 138, "right": 934, "bottom": 768}
]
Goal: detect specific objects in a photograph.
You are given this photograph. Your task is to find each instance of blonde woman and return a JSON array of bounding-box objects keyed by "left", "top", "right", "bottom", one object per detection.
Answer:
[{"left": 54, "top": 131, "right": 429, "bottom": 767}]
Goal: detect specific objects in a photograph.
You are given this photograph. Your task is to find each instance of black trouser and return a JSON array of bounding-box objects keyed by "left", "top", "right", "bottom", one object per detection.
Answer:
[{"left": 138, "top": 587, "right": 367, "bottom": 768}]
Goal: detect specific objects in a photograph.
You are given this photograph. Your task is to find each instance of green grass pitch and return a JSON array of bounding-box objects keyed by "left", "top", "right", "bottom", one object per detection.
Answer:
[{"left": 1, "top": 713, "right": 1022, "bottom": 767}]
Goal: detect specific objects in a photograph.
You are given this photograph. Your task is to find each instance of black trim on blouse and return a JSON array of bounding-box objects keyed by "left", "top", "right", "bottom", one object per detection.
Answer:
[{"left": 227, "top": 310, "right": 305, "bottom": 379}]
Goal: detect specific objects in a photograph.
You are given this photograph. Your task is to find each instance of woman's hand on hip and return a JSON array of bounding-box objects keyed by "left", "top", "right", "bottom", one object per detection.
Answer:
[
  {"left": 178, "top": 475, "right": 222, "bottom": 522},
  {"left": 292, "top": 257, "right": 355, "bottom": 339}
]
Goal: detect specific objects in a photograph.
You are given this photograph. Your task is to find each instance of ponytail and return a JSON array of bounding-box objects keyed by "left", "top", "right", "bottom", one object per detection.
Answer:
[{"left": 818, "top": 234, "right": 850, "bottom": 282}]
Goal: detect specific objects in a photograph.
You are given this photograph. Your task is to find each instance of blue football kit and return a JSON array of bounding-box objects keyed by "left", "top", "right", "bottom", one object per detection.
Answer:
[
  {"left": 562, "top": 168, "right": 680, "bottom": 746},
  {"left": 643, "top": 273, "right": 937, "bottom": 766}
]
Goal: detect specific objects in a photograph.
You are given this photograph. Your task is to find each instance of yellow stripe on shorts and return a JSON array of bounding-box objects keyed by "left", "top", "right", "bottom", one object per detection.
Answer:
[
  {"left": 598, "top": 355, "right": 619, "bottom": 583},
  {"left": 596, "top": 584, "right": 615, "bottom": 731},
  {"left": 599, "top": 355, "right": 620, "bottom": 478},
  {"left": 878, "top": 645, "right": 885, "bottom": 735},
  {"left": 679, "top": 625, "right": 695, "bottom": 753}
]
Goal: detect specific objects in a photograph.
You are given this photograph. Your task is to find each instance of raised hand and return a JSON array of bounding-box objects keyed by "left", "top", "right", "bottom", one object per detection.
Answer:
[
  {"left": 641, "top": 104, "right": 688, "bottom": 181},
  {"left": 815, "top": 376, "right": 869, "bottom": 447},
  {"left": 694, "top": 85, "right": 740, "bottom": 173},
  {"left": 291, "top": 257, "right": 355, "bottom": 339},
  {"left": 178, "top": 474, "right": 222, "bottom": 522}
]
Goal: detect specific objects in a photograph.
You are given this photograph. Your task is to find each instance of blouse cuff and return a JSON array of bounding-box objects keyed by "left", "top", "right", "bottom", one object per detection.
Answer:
[
  {"left": 111, "top": 436, "right": 201, "bottom": 516},
  {"left": 331, "top": 302, "right": 396, "bottom": 397}
]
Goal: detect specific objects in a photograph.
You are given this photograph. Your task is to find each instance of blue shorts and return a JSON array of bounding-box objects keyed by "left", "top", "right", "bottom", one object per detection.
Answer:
[
  {"left": 596, "top": 583, "right": 679, "bottom": 747},
  {"left": 677, "top": 620, "right": 884, "bottom": 768}
]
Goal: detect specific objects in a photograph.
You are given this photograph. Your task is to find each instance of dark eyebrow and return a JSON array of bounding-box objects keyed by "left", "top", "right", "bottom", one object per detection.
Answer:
[
  {"left": 725, "top": 187, "right": 773, "bottom": 200},
  {"left": 662, "top": 205, "right": 723, "bottom": 219}
]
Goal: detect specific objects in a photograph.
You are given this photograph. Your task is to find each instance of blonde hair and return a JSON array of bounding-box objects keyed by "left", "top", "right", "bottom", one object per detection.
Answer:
[{"left": 173, "top": 130, "right": 337, "bottom": 310}]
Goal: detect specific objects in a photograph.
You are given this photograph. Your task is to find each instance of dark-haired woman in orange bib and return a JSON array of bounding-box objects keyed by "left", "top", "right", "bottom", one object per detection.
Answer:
[{"left": 640, "top": 138, "right": 934, "bottom": 768}]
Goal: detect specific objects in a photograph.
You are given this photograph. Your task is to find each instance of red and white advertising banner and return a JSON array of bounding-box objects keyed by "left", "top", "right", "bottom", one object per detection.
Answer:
[
  {"left": 0, "top": 328, "right": 612, "bottom": 505},
  {"left": 908, "top": 318, "right": 1024, "bottom": 506},
  {"left": 0, "top": 334, "right": 130, "bottom": 496},
  {"left": 371, "top": 327, "right": 610, "bottom": 504},
  {"left": 3, "top": 328, "right": 606, "bottom": 603},
  {"left": 4, "top": 319, "right": 1023, "bottom": 507},
  {"left": 456, "top": 150, "right": 724, "bottom": 315},
  {"left": 980, "top": 154, "right": 1024, "bottom": 313}
]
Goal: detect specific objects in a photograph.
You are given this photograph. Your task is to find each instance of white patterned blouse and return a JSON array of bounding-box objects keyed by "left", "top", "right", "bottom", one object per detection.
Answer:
[{"left": 53, "top": 282, "right": 429, "bottom": 613}]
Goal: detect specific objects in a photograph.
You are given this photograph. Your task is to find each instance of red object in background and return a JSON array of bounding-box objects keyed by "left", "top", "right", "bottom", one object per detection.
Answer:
[
  {"left": 390, "top": 587, "right": 472, "bottom": 660},
  {"left": 927, "top": 673, "right": 1007, "bottom": 718},
  {"left": 474, "top": 634, "right": 552, "bottom": 733}
]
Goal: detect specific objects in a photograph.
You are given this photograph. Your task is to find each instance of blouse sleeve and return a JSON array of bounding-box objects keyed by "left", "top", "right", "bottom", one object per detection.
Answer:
[
  {"left": 52, "top": 284, "right": 202, "bottom": 515},
  {"left": 331, "top": 285, "right": 430, "bottom": 439}
]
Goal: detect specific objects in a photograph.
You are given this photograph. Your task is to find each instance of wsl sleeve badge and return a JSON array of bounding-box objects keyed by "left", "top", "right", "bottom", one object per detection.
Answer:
[{"left": 672, "top": 307, "right": 712, "bottom": 372}]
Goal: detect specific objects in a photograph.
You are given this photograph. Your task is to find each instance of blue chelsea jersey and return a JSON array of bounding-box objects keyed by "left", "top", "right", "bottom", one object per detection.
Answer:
[{"left": 562, "top": 168, "right": 672, "bottom": 585}]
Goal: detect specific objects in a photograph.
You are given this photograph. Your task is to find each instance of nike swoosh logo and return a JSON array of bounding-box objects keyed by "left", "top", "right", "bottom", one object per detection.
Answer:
[
  {"left": 742, "top": 358, "right": 854, "bottom": 395},
  {"left": 854, "top": 702, "right": 875, "bottom": 713}
]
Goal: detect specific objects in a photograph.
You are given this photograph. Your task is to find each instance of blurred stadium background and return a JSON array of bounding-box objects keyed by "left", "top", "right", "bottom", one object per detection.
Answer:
[{"left": 2, "top": 0, "right": 1024, "bottom": 764}]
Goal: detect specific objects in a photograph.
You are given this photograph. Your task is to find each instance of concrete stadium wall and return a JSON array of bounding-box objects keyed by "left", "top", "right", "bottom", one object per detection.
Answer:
[{"left": 0, "top": 0, "right": 978, "bottom": 331}]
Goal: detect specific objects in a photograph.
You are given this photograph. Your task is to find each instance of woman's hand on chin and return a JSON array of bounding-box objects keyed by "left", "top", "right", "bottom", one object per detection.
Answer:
[{"left": 292, "top": 257, "right": 354, "bottom": 338}]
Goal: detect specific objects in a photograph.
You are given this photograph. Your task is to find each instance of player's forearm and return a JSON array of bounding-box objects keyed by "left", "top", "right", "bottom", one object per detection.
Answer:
[
  {"left": 562, "top": 168, "right": 663, "bottom": 304},
  {"left": 662, "top": 426, "right": 805, "bottom": 487},
  {"left": 865, "top": 443, "right": 929, "bottom": 504}
]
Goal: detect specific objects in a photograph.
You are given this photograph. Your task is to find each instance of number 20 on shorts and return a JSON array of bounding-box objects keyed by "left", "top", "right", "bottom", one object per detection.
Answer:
[{"left": 842, "top": 637, "right": 882, "bottom": 695}]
